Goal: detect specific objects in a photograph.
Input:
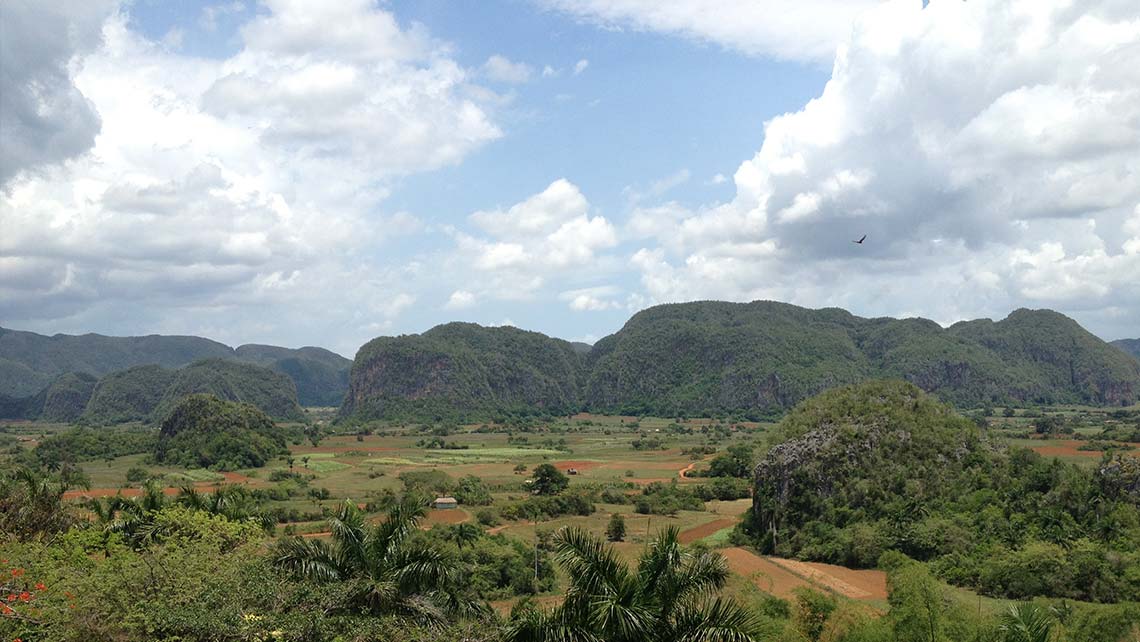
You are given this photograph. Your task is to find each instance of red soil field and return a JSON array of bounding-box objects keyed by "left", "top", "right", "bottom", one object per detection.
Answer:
[
  {"left": 677, "top": 518, "right": 736, "bottom": 544},
  {"left": 1031, "top": 440, "right": 1105, "bottom": 458},
  {"left": 721, "top": 547, "right": 813, "bottom": 599},
  {"left": 768, "top": 558, "right": 887, "bottom": 600},
  {"left": 551, "top": 460, "right": 602, "bottom": 471}
]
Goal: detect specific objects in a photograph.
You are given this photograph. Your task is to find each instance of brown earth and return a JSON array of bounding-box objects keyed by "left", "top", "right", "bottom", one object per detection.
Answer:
[
  {"left": 551, "top": 460, "right": 603, "bottom": 471},
  {"left": 768, "top": 558, "right": 887, "bottom": 600},
  {"left": 678, "top": 518, "right": 737, "bottom": 544},
  {"left": 1031, "top": 440, "right": 1103, "bottom": 458},
  {"left": 721, "top": 547, "right": 813, "bottom": 599}
]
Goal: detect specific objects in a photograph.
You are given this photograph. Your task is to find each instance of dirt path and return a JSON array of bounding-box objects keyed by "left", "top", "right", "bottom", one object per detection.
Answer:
[
  {"left": 721, "top": 547, "right": 813, "bottom": 599},
  {"left": 678, "top": 462, "right": 697, "bottom": 478},
  {"left": 678, "top": 518, "right": 737, "bottom": 544},
  {"left": 767, "top": 558, "right": 886, "bottom": 600}
]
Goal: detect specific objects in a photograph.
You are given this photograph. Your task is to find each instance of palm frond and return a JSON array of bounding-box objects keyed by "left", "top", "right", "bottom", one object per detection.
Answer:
[
  {"left": 273, "top": 536, "right": 345, "bottom": 582},
  {"left": 999, "top": 602, "right": 1054, "bottom": 642},
  {"left": 670, "top": 597, "right": 762, "bottom": 642},
  {"left": 556, "top": 526, "right": 632, "bottom": 600},
  {"left": 503, "top": 603, "right": 604, "bottom": 642},
  {"left": 665, "top": 551, "right": 730, "bottom": 610}
]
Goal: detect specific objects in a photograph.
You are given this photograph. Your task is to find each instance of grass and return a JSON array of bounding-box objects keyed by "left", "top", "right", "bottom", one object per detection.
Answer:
[
  {"left": 166, "top": 469, "right": 226, "bottom": 482},
  {"left": 303, "top": 460, "right": 352, "bottom": 473}
]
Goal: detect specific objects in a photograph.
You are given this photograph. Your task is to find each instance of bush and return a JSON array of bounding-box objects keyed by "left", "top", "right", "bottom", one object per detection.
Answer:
[{"left": 606, "top": 513, "right": 626, "bottom": 542}]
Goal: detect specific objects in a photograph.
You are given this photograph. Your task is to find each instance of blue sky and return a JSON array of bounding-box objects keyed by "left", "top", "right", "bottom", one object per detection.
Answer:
[{"left": 2, "top": 0, "right": 1138, "bottom": 356}]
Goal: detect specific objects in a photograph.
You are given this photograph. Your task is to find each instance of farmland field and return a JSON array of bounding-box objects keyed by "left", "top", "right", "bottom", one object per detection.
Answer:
[{"left": 7, "top": 402, "right": 1137, "bottom": 620}]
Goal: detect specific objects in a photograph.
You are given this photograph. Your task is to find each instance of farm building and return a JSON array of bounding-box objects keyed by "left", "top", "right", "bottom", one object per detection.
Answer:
[{"left": 432, "top": 496, "right": 458, "bottom": 510}]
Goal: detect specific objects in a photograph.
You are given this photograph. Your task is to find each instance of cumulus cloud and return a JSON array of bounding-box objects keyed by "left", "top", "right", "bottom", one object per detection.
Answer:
[
  {"left": 445, "top": 290, "right": 477, "bottom": 309},
  {"left": 572, "top": 58, "right": 589, "bottom": 75},
  {"left": 538, "top": 0, "right": 880, "bottom": 63},
  {"left": 626, "top": 0, "right": 1140, "bottom": 339},
  {"left": 560, "top": 286, "right": 622, "bottom": 311},
  {"left": 0, "top": 0, "right": 115, "bottom": 185},
  {"left": 449, "top": 179, "right": 619, "bottom": 300},
  {"left": 0, "top": 2, "right": 501, "bottom": 352},
  {"left": 483, "top": 54, "right": 533, "bottom": 83}
]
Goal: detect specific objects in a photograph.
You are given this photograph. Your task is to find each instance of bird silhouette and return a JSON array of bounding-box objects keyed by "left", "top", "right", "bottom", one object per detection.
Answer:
[{"left": 853, "top": 234, "right": 867, "bottom": 244}]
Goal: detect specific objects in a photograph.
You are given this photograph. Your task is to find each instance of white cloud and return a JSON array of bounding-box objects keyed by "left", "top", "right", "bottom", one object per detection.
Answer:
[
  {"left": 483, "top": 54, "right": 533, "bottom": 83},
  {"left": 539, "top": 0, "right": 881, "bottom": 63},
  {"left": 449, "top": 179, "right": 619, "bottom": 301},
  {"left": 0, "top": 0, "right": 114, "bottom": 185},
  {"left": 560, "top": 286, "right": 622, "bottom": 311},
  {"left": 573, "top": 58, "right": 589, "bottom": 75},
  {"left": 626, "top": 0, "right": 1140, "bottom": 340},
  {"left": 445, "top": 290, "right": 477, "bottom": 309},
  {"left": 0, "top": 2, "right": 502, "bottom": 352}
]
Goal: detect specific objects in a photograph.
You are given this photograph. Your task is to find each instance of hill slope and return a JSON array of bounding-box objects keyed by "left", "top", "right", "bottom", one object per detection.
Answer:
[
  {"left": 748, "top": 380, "right": 1140, "bottom": 602},
  {"left": 1114, "top": 338, "right": 1140, "bottom": 361},
  {"left": 341, "top": 323, "right": 584, "bottom": 421},
  {"left": 235, "top": 344, "right": 351, "bottom": 406},
  {"left": 0, "top": 327, "right": 350, "bottom": 406},
  {"left": 583, "top": 302, "right": 1140, "bottom": 416},
  {"left": 151, "top": 359, "right": 306, "bottom": 423}
]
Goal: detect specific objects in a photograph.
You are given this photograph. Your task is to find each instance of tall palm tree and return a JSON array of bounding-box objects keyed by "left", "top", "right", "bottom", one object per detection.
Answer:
[
  {"left": 273, "top": 494, "right": 460, "bottom": 622},
  {"left": 504, "top": 526, "right": 761, "bottom": 642},
  {"left": 999, "top": 602, "right": 1053, "bottom": 642}
]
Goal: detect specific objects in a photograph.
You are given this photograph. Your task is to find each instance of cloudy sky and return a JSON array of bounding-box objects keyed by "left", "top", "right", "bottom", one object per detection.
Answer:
[{"left": 1, "top": 0, "right": 1138, "bottom": 356}]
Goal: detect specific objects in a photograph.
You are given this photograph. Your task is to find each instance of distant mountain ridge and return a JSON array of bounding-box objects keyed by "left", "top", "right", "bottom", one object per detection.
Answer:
[
  {"left": 0, "top": 326, "right": 350, "bottom": 406},
  {"left": 0, "top": 359, "right": 306, "bottom": 424},
  {"left": 1114, "top": 339, "right": 1140, "bottom": 361},
  {"left": 342, "top": 302, "right": 1140, "bottom": 421}
]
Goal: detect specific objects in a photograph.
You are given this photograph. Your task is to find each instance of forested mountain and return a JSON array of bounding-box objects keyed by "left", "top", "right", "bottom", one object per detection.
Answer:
[
  {"left": 0, "top": 326, "right": 350, "bottom": 406},
  {"left": 342, "top": 302, "right": 1140, "bottom": 421},
  {"left": 0, "top": 358, "right": 304, "bottom": 423},
  {"left": 234, "top": 344, "right": 351, "bottom": 406},
  {"left": 1114, "top": 338, "right": 1140, "bottom": 361},
  {"left": 341, "top": 322, "right": 584, "bottom": 421},
  {"left": 584, "top": 302, "right": 1140, "bottom": 416}
]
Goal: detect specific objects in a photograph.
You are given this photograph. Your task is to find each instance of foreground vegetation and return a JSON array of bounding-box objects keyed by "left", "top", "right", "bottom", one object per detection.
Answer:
[{"left": 2, "top": 381, "right": 1140, "bottom": 640}]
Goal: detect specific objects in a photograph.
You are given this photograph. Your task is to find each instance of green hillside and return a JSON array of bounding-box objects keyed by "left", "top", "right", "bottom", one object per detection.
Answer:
[
  {"left": 0, "top": 326, "right": 232, "bottom": 382},
  {"left": 0, "top": 372, "right": 98, "bottom": 422},
  {"left": 154, "top": 394, "right": 291, "bottom": 470},
  {"left": 234, "top": 344, "right": 351, "bottom": 406},
  {"left": 1114, "top": 338, "right": 1140, "bottom": 361},
  {"left": 749, "top": 380, "right": 1140, "bottom": 602},
  {"left": 80, "top": 365, "right": 177, "bottom": 425},
  {"left": 0, "top": 326, "right": 350, "bottom": 407},
  {"left": 151, "top": 359, "right": 306, "bottom": 423},
  {"left": 583, "top": 302, "right": 1140, "bottom": 416},
  {"left": 341, "top": 322, "right": 584, "bottom": 422},
  {"left": 39, "top": 372, "right": 99, "bottom": 422}
]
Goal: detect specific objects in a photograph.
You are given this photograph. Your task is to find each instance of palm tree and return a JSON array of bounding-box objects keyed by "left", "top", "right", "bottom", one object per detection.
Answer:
[
  {"left": 504, "top": 525, "right": 761, "bottom": 642},
  {"left": 273, "top": 494, "right": 461, "bottom": 621},
  {"left": 89, "top": 483, "right": 273, "bottom": 549},
  {"left": 451, "top": 522, "right": 483, "bottom": 548},
  {"left": 999, "top": 602, "right": 1053, "bottom": 642}
]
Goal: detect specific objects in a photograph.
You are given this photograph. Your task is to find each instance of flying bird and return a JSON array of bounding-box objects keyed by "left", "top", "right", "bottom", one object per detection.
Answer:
[{"left": 853, "top": 234, "right": 867, "bottom": 244}]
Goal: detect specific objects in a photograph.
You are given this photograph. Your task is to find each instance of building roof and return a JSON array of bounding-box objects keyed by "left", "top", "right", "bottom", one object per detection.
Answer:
[{"left": 433, "top": 496, "right": 458, "bottom": 503}]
